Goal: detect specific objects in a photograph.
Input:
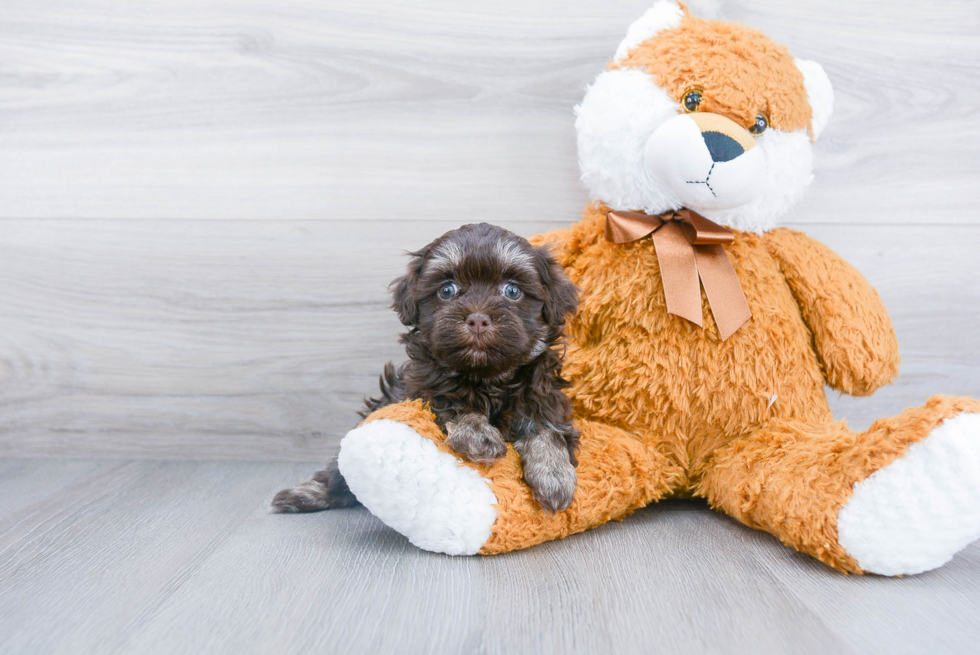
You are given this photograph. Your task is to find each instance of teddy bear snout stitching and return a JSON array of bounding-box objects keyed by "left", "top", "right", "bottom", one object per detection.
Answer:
[{"left": 685, "top": 162, "right": 717, "bottom": 197}]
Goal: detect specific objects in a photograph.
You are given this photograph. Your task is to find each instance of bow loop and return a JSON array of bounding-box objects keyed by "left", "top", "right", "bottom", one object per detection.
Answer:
[
  {"left": 674, "top": 209, "right": 735, "bottom": 246},
  {"left": 605, "top": 208, "right": 751, "bottom": 341}
]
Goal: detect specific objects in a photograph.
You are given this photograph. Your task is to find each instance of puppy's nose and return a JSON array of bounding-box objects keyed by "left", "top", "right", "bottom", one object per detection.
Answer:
[{"left": 466, "top": 312, "right": 491, "bottom": 334}]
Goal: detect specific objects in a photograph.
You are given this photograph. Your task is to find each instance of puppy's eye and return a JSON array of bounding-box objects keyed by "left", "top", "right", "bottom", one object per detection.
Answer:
[
  {"left": 748, "top": 114, "right": 768, "bottom": 135},
  {"left": 501, "top": 283, "right": 522, "bottom": 300},
  {"left": 682, "top": 90, "right": 702, "bottom": 113},
  {"left": 438, "top": 282, "right": 459, "bottom": 300}
]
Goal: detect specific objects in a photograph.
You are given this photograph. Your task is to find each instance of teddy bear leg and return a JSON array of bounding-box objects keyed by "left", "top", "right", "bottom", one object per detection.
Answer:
[
  {"left": 480, "top": 417, "right": 686, "bottom": 554},
  {"left": 337, "top": 400, "right": 498, "bottom": 556},
  {"left": 339, "top": 401, "right": 685, "bottom": 555},
  {"left": 698, "top": 395, "right": 980, "bottom": 575}
]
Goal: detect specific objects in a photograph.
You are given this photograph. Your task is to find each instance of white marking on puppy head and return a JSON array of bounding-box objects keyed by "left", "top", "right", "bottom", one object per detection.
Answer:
[
  {"left": 493, "top": 239, "right": 536, "bottom": 275},
  {"left": 613, "top": 2, "right": 685, "bottom": 63},
  {"left": 429, "top": 240, "right": 464, "bottom": 274}
]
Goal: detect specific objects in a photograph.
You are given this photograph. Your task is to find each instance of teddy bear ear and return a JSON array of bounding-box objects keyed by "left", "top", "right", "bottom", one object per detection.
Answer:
[
  {"left": 613, "top": 2, "right": 686, "bottom": 63},
  {"left": 794, "top": 58, "right": 834, "bottom": 140}
]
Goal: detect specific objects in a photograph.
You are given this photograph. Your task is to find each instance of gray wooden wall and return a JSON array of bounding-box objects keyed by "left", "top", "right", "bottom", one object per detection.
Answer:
[{"left": 1, "top": 0, "right": 978, "bottom": 461}]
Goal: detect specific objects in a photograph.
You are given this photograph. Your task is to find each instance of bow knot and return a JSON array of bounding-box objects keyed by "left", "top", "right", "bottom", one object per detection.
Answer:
[{"left": 605, "top": 209, "right": 751, "bottom": 340}]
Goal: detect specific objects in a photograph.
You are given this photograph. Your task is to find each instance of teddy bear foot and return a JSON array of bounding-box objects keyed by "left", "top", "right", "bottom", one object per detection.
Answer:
[
  {"left": 837, "top": 412, "right": 980, "bottom": 575},
  {"left": 337, "top": 418, "right": 498, "bottom": 555}
]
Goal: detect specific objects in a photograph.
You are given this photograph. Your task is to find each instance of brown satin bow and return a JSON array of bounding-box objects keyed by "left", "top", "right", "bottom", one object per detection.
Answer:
[{"left": 605, "top": 208, "right": 751, "bottom": 341}]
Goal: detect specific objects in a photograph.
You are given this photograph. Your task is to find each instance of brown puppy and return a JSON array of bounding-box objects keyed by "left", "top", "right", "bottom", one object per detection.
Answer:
[{"left": 272, "top": 223, "right": 580, "bottom": 512}]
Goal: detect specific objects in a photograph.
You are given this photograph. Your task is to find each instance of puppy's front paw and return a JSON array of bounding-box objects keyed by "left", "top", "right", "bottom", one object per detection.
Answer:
[
  {"left": 446, "top": 413, "right": 508, "bottom": 464},
  {"left": 524, "top": 457, "right": 577, "bottom": 512},
  {"left": 516, "top": 429, "right": 577, "bottom": 512}
]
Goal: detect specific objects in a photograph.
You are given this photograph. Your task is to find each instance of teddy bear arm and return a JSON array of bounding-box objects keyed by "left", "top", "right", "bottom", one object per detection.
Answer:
[{"left": 763, "top": 228, "right": 900, "bottom": 396}]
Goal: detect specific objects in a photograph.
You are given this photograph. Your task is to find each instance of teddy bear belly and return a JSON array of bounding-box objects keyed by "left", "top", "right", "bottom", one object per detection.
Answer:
[{"left": 561, "top": 236, "right": 829, "bottom": 477}]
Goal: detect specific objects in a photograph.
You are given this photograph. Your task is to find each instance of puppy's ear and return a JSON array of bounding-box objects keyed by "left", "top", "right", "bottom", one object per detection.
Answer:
[
  {"left": 391, "top": 248, "right": 427, "bottom": 326},
  {"left": 533, "top": 245, "right": 579, "bottom": 328}
]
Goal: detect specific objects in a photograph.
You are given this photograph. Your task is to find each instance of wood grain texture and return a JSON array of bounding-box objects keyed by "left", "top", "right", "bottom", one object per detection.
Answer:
[
  {"left": 1, "top": 219, "right": 977, "bottom": 460},
  {"left": 0, "top": 460, "right": 311, "bottom": 654},
  {"left": 3, "top": 459, "right": 979, "bottom": 655},
  {"left": 0, "top": 0, "right": 978, "bottom": 224}
]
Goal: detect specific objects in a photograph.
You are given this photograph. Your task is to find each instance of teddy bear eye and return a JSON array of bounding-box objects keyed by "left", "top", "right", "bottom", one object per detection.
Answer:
[
  {"left": 682, "top": 90, "right": 702, "bottom": 113},
  {"left": 748, "top": 114, "right": 768, "bottom": 135},
  {"left": 438, "top": 282, "right": 459, "bottom": 300},
  {"left": 501, "top": 283, "right": 523, "bottom": 300}
]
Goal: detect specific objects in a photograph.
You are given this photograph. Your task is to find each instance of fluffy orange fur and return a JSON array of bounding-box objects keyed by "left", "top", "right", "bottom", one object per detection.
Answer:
[
  {"left": 612, "top": 9, "right": 813, "bottom": 135},
  {"left": 362, "top": 206, "right": 977, "bottom": 572},
  {"left": 701, "top": 395, "right": 980, "bottom": 572}
]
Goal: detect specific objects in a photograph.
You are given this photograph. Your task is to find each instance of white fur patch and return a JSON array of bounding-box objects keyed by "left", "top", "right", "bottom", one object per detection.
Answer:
[
  {"left": 576, "top": 68, "right": 681, "bottom": 216},
  {"left": 576, "top": 67, "right": 815, "bottom": 234},
  {"left": 430, "top": 240, "right": 464, "bottom": 271},
  {"left": 837, "top": 412, "right": 980, "bottom": 576},
  {"left": 644, "top": 114, "right": 766, "bottom": 211},
  {"left": 795, "top": 58, "right": 834, "bottom": 140},
  {"left": 493, "top": 239, "right": 535, "bottom": 273},
  {"left": 696, "top": 128, "right": 814, "bottom": 233},
  {"left": 613, "top": 2, "right": 684, "bottom": 63},
  {"left": 337, "top": 419, "right": 498, "bottom": 556}
]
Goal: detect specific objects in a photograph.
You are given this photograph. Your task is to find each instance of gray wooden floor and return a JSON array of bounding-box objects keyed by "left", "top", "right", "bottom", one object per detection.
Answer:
[
  {"left": 2, "top": 458, "right": 979, "bottom": 655},
  {"left": 1, "top": 0, "right": 979, "bottom": 653}
]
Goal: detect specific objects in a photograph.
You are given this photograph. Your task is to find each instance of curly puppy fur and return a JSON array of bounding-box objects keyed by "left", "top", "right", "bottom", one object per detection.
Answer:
[{"left": 272, "top": 223, "right": 581, "bottom": 513}]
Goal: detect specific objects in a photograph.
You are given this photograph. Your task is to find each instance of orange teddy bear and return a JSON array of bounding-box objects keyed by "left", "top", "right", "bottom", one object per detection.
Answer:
[{"left": 336, "top": 2, "right": 980, "bottom": 575}]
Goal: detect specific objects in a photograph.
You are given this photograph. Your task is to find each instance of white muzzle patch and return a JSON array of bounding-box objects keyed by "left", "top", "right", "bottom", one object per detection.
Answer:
[{"left": 644, "top": 113, "right": 766, "bottom": 211}]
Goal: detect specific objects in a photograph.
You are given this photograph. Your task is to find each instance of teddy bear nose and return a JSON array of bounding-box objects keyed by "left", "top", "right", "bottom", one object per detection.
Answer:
[
  {"left": 466, "top": 312, "right": 491, "bottom": 334},
  {"left": 688, "top": 112, "right": 756, "bottom": 164},
  {"left": 701, "top": 130, "right": 745, "bottom": 163}
]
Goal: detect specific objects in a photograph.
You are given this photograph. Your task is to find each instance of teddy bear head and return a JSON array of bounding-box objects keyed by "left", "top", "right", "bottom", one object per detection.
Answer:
[{"left": 576, "top": 1, "right": 833, "bottom": 233}]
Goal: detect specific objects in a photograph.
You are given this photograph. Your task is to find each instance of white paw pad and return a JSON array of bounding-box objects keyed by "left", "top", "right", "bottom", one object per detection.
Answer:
[
  {"left": 337, "top": 419, "right": 497, "bottom": 556},
  {"left": 838, "top": 412, "right": 980, "bottom": 575}
]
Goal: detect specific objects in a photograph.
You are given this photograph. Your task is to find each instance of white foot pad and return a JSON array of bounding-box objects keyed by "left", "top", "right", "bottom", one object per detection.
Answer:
[
  {"left": 337, "top": 419, "right": 497, "bottom": 556},
  {"left": 838, "top": 413, "right": 980, "bottom": 575}
]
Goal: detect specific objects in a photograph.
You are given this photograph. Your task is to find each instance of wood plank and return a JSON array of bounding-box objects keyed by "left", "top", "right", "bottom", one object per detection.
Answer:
[
  {"left": 126, "top": 500, "right": 853, "bottom": 655},
  {"left": 1, "top": 220, "right": 977, "bottom": 459},
  {"left": 2, "top": 460, "right": 978, "bottom": 654},
  {"left": 754, "top": 524, "right": 980, "bottom": 654},
  {"left": 0, "top": 0, "right": 977, "bottom": 224},
  {"left": 475, "top": 502, "right": 853, "bottom": 654},
  {"left": 120, "top": 491, "right": 484, "bottom": 654},
  {"left": 0, "top": 459, "right": 113, "bottom": 517},
  {"left": 0, "top": 459, "right": 313, "bottom": 654}
]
